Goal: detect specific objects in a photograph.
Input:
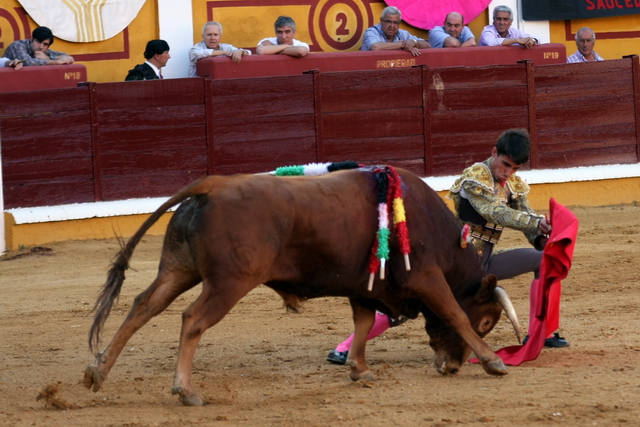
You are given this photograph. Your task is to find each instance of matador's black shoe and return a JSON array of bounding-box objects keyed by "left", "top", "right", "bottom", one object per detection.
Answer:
[
  {"left": 523, "top": 333, "right": 570, "bottom": 348},
  {"left": 326, "top": 349, "right": 348, "bottom": 365}
]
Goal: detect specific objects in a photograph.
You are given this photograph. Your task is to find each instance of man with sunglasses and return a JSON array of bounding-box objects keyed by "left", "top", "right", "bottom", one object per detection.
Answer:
[{"left": 361, "top": 6, "right": 430, "bottom": 55}]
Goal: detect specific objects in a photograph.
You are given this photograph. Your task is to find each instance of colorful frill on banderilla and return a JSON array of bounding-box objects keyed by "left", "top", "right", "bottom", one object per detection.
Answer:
[
  {"left": 367, "top": 166, "right": 411, "bottom": 291},
  {"left": 273, "top": 161, "right": 362, "bottom": 176}
]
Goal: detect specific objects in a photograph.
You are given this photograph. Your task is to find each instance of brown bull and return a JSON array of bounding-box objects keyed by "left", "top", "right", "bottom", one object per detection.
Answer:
[{"left": 84, "top": 167, "right": 519, "bottom": 406}]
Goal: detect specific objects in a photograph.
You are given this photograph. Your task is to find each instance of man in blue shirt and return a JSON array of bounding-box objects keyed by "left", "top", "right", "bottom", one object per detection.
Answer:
[
  {"left": 429, "top": 12, "right": 477, "bottom": 48},
  {"left": 361, "top": 6, "right": 430, "bottom": 55}
]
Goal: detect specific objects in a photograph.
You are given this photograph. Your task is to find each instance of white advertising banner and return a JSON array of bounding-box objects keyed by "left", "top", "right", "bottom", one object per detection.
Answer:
[{"left": 17, "top": 0, "right": 147, "bottom": 42}]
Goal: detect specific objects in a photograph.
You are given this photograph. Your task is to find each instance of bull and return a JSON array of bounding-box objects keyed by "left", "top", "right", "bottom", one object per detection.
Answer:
[{"left": 84, "top": 166, "right": 520, "bottom": 406}]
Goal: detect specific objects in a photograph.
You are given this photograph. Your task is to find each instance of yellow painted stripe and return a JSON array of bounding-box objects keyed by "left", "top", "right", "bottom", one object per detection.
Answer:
[
  {"left": 61, "top": 0, "right": 108, "bottom": 42},
  {"left": 61, "top": 0, "right": 84, "bottom": 41},
  {"left": 88, "top": 0, "right": 108, "bottom": 41}
]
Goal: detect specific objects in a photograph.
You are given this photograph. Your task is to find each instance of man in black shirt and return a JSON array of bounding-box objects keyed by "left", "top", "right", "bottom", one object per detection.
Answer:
[{"left": 125, "top": 40, "right": 170, "bottom": 81}]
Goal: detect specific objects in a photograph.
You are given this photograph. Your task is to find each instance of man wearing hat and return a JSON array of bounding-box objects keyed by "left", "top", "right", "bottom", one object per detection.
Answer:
[{"left": 125, "top": 39, "right": 170, "bottom": 81}]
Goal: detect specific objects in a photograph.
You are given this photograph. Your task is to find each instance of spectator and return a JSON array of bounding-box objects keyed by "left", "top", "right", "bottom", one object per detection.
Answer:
[
  {"left": 256, "top": 16, "right": 309, "bottom": 57},
  {"left": 429, "top": 12, "right": 477, "bottom": 48},
  {"left": 479, "top": 5, "right": 537, "bottom": 48},
  {"left": 4, "top": 26, "right": 74, "bottom": 66},
  {"left": 327, "top": 129, "right": 569, "bottom": 366},
  {"left": 125, "top": 39, "right": 170, "bottom": 81},
  {"left": 361, "top": 6, "right": 430, "bottom": 55},
  {"left": 567, "top": 27, "right": 604, "bottom": 63},
  {"left": 1, "top": 58, "right": 23, "bottom": 70},
  {"left": 189, "top": 21, "right": 251, "bottom": 77}
]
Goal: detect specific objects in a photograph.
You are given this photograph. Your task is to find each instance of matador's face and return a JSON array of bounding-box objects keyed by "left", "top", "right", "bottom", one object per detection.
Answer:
[{"left": 490, "top": 148, "right": 522, "bottom": 185}]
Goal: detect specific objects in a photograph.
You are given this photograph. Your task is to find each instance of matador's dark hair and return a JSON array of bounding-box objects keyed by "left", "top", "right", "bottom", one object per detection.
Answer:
[{"left": 495, "top": 128, "right": 530, "bottom": 165}]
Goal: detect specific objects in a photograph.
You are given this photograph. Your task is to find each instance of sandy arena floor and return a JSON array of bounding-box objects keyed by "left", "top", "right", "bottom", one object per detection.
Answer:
[{"left": 0, "top": 203, "right": 639, "bottom": 426}]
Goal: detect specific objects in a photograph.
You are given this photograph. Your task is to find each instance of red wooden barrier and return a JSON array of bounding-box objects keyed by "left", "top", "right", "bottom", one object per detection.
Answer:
[
  {"left": 208, "top": 74, "right": 317, "bottom": 175},
  {"left": 0, "top": 87, "right": 93, "bottom": 208},
  {"left": 0, "top": 64, "right": 87, "bottom": 92},
  {"left": 534, "top": 59, "right": 637, "bottom": 169},
  {"left": 197, "top": 44, "right": 566, "bottom": 80},
  {"left": 427, "top": 63, "right": 530, "bottom": 175},
  {"left": 318, "top": 68, "right": 425, "bottom": 175},
  {"left": 1, "top": 56, "right": 639, "bottom": 210},
  {"left": 90, "top": 78, "right": 209, "bottom": 201}
]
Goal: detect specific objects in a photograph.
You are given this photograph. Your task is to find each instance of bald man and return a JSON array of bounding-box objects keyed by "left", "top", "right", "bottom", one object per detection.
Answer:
[{"left": 428, "top": 12, "right": 476, "bottom": 48}]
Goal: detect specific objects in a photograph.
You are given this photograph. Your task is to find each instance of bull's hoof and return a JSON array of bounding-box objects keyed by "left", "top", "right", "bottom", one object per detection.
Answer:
[
  {"left": 171, "top": 387, "right": 204, "bottom": 407},
  {"left": 482, "top": 359, "right": 508, "bottom": 376},
  {"left": 433, "top": 357, "right": 461, "bottom": 375},
  {"left": 346, "top": 360, "right": 373, "bottom": 382},
  {"left": 348, "top": 369, "right": 373, "bottom": 382},
  {"left": 83, "top": 365, "right": 105, "bottom": 392},
  {"left": 435, "top": 366, "right": 459, "bottom": 375}
]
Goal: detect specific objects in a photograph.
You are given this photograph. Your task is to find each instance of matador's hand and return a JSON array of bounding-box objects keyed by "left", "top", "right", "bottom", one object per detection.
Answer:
[{"left": 538, "top": 216, "right": 552, "bottom": 235}]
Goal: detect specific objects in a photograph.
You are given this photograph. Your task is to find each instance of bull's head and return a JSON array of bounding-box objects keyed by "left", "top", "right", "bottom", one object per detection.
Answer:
[{"left": 425, "top": 275, "right": 521, "bottom": 375}]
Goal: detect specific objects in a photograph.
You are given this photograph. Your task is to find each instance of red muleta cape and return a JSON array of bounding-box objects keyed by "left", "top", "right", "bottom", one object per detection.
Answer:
[{"left": 472, "top": 198, "right": 579, "bottom": 366}]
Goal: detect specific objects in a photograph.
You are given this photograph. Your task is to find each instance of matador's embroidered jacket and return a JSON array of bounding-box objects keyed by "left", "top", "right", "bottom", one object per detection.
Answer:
[{"left": 447, "top": 158, "right": 544, "bottom": 256}]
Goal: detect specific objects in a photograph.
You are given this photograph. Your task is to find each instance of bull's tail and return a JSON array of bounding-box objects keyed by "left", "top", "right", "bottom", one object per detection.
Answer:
[{"left": 88, "top": 177, "right": 218, "bottom": 353}]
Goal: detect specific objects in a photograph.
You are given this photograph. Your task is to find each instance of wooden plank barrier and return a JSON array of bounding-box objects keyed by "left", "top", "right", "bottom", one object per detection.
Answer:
[
  {"left": 428, "top": 63, "right": 530, "bottom": 175},
  {"left": 197, "top": 44, "right": 567, "bottom": 80},
  {"left": 318, "top": 68, "right": 425, "bottom": 175},
  {"left": 0, "top": 87, "right": 93, "bottom": 208},
  {"left": 208, "top": 74, "right": 316, "bottom": 175},
  {"left": 91, "top": 78, "right": 208, "bottom": 201},
  {"left": 534, "top": 59, "right": 638, "bottom": 168},
  {"left": 1, "top": 55, "right": 639, "bottom": 210}
]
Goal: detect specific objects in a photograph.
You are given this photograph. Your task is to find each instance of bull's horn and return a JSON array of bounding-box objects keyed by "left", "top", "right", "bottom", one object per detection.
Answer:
[{"left": 494, "top": 286, "right": 523, "bottom": 344}]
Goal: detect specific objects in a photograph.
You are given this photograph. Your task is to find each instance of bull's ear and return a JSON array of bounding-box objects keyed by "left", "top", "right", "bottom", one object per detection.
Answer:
[{"left": 475, "top": 274, "right": 498, "bottom": 303}]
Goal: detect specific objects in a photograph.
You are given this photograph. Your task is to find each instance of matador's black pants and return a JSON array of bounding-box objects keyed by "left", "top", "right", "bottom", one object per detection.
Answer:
[{"left": 480, "top": 243, "right": 542, "bottom": 281}]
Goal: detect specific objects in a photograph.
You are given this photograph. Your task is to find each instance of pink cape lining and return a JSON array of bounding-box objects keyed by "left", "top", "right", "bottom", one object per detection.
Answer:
[
  {"left": 471, "top": 198, "right": 579, "bottom": 366},
  {"left": 384, "top": 0, "right": 492, "bottom": 30}
]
